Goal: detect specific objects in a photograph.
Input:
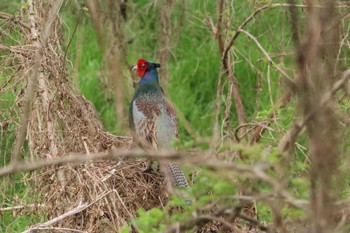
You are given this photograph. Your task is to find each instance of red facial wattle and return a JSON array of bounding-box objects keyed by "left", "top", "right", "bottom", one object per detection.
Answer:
[
  {"left": 136, "top": 66, "right": 146, "bottom": 78},
  {"left": 135, "top": 58, "right": 148, "bottom": 78}
]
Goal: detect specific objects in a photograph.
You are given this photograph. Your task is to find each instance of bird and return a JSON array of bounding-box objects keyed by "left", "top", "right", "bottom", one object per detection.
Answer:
[{"left": 129, "top": 58, "right": 189, "bottom": 190}]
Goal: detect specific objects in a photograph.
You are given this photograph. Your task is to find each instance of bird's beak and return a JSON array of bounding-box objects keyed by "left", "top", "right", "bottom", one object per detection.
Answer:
[{"left": 132, "top": 65, "right": 138, "bottom": 71}]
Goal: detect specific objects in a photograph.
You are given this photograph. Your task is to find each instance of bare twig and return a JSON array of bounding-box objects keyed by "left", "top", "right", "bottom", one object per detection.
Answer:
[
  {"left": 288, "top": 0, "right": 300, "bottom": 46},
  {"left": 238, "top": 29, "right": 293, "bottom": 84},
  {"left": 0, "top": 11, "right": 31, "bottom": 31},
  {"left": 84, "top": 0, "right": 105, "bottom": 51},
  {"left": 22, "top": 191, "right": 112, "bottom": 233},
  {"left": 210, "top": 70, "right": 224, "bottom": 152},
  {"left": 163, "top": 207, "right": 269, "bottom": 233},
  {"left": 222, "top": 2, "right": 349, "bottom": 71},
  {"left": 242, "top": 2, "right": 348, "bottom": 145},
  {"left": 23, "top": 227, "right": 87, "bottom": 233},
  {"left": 216, "top": 0, "right": 224, "bottom": 54},
  {"left": 22, "top": 202, "right": 88, "bottom": 233},
  {"left": 63, "top": 8, "right": 83, "bottom": 69},
  {"left": 157, "top": 0, "right": 173, "bottom": 84},
  {"left": 213, "top": 1, "right": 246, "bottom": 136},
  {"left": 249, "top": 92, "right": 292, "bottom": 144},
  {"left": 0, "top": 148, "right": 307, "bottom": 210},
  {"left": 238, "top": 212, "right": 268, "bottom": 232},
  {"left": 279, "top": 69, "right": 350, "bottom": 152},
  {"left": 85, "top": 0, "right": 126, "bottom": 131},
  {"left": 298, "top": 1, "right": 342, "bottom": 232},
  {"left": 0, "top": 204, "right": 45, "bottom": 212}
]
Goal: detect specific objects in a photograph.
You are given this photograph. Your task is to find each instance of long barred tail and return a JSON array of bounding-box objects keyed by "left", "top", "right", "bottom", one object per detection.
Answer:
[{"left": 167, "top": 162, "right": 189, "bottom": 188}]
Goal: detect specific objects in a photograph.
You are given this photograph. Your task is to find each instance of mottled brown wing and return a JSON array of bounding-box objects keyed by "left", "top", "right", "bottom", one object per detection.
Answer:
[
  {"left": 132, "top": 98, "right": 160, "bottom": 150},
  {"left": 164, "top": 98, "right": 179, "bottom": 139}
]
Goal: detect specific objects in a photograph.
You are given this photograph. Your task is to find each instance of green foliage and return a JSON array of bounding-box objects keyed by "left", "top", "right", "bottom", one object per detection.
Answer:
[
  {"left": 121, "top": 225, "right": 132, "bottom": 233},
  {"left": 256, "top": 202, "right": 271, "bottom": 223},
  {"left": 62, "top": 0, "right": 297, "bottom": 138},
  {"left": 126, "top": 143, "right": 312, "bottom": 231},
  {"left": 1, "top": 0, "right": 349, "bottom": 232},
  {"left": 131, "top": 208, "right": 167, "bottom": 233},
  {"left": 125, "top": 172, "right": 238, "bottom": 233},
  {"left": 0, "top": 174, "right": 43, "bottom": 232}
]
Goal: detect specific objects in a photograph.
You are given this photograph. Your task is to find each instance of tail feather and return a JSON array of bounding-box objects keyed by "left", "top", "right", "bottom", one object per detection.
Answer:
[{"left": 167, "top": 162, "right": 189, "bottom": 188}]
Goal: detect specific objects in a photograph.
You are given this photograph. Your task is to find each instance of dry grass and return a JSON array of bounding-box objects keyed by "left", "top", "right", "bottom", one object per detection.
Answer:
[
  {"left": 0, "top": 1, "right": 170, "bottom": 232},
  {"left": 1, "top": 0, "right": 350, "bottom": 232},
  {"left": 35, "top": 159, "right": 167, "bottom": 232}
]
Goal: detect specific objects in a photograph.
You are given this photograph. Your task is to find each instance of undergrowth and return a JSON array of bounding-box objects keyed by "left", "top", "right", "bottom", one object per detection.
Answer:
[{"left": 0, "top": 0, "right": 349, "bottom": 232}]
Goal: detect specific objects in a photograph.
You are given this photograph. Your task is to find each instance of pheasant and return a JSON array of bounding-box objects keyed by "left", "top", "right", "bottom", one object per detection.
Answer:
[{"left": 129, "top": 58, "right": 189, "bottom": 189}]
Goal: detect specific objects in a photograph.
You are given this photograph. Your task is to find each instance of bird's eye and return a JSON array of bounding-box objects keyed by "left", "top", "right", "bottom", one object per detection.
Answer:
[{"left": 141, "top": 64, "right": 146, "bottom": 67}]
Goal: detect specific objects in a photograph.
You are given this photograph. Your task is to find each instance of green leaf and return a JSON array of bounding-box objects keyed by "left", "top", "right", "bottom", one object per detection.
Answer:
[
  {"left": 213, "top": 181, "right": 235, "bottom": 196},
  {"left": 121, "top": 225, "right": 131, "bottom": 233},
  {"left": 149, "top": 208, "right": 165, "bottom": 219}
]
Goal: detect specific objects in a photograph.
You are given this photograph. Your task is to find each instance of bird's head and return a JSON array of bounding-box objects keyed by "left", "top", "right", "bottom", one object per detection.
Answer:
[{"left": 132, "top": 58, "right": 161, "bottom": 78}]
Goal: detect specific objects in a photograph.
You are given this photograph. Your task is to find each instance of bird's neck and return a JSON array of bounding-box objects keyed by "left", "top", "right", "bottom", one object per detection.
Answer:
[
  {"left": 135, "top": 69, "right": 162, "bottom": 95},
  {"left": 139, "top": 69, "right": 160, "bottom": 86}
]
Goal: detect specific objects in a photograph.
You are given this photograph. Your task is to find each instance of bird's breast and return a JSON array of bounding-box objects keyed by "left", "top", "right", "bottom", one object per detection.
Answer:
[
  {"left": 132, "top": 96, "right": 177, "bottom": 150},
  {"left": 155, "top": 106, "right": 177, "bottom": 149}
]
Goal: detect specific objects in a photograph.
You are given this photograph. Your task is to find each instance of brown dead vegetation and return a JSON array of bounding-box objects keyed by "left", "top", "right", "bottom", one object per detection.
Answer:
[
  {"left": 0, "top": 0, "right": 350, "bottom": 233},
  {"left": 0, "top": 1, "right": 168, "bottom": 232}
]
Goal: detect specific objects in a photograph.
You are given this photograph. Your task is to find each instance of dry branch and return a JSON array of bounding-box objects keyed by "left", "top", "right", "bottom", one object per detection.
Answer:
[
  {"left": 1, "top": 1, "right": 136, "bottom": 231},
  {"left": 164, "top": 207, "right": 269, "bottom": 233},
  {"left": 279, "top": 69, "right": 350, "bottom": 152},
  {"left": 239, "top": 29, "right": 293, "bottom": 84},
  {"left": 0, "top": 148, "right": 307, "bottom": 209},
  {"left": 222, "top": 2, "right": 349, "bottom": 146},
  {"left": 216, "top": 0, "right": 225, "bottom": 54},
  {"left": 0, "top": 11, "right": 31, "bottom": 31},
  {"left": 22, "top": 202, "right": 89, "bottom": 233},
  {"left": 288, "top": 0, "right": 300, "bottom": 46},
  {"left": 222, "top": 2, "right": 349, "bottom": 71},
  {"left": 11, "top": 0, "right": 64, "bottom": 164},
  {"left": 0, "top": 204, "right": 45, "bottom": 212},
  {"left": 249, "top": 92, "right": 292, "bottom": 145},
  {"left": 22, "top": 190, "right": 113, "bottom": 233},
  {"left": 212, "top": 0, "right": 246, "bottom": 136},
  {"left": 85, "top": 0, "right": 127, "bottom": 131},
  {"left": 286, "top": 1, "right": 344, "bottom": 232},
  {"left": 157, "top": 0, "right": 173, "bottom": 84},
  {"left": 1, "top": 1, "right": 349, "bottom": 232}
]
